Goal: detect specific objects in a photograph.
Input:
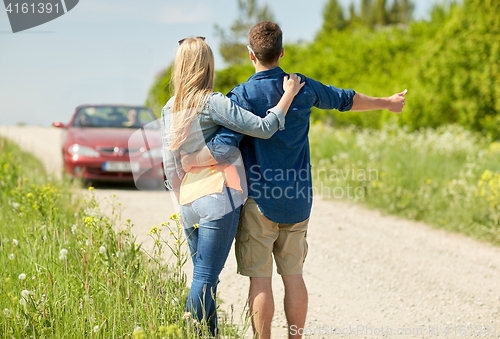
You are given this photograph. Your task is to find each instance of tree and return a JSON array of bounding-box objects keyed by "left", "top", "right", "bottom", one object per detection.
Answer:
[
  {"left": 321, "top": 0, "right": 347, "bottom": 33},
  {"left": 145, "top": 65, "right": 174, "bottom": 117},
  {"left": 214, "top": 0, "right": 274, "bottom": 65},
  {"left": 348, "top": 3, "right": 358, "bottom": 26},
  {"left": 414, "top": 0, "right": 500, "bottom": 136},
  {"left": 389, "top": 0, "right": 414, "bottom": 25},
  {"left": 374, "top": 0, "right": 389, "bottom": 26},
  {"left": 361, "top": 0, "right": 373, "bottom": 26},
  {"left": 327, "top": 0, "right": 414, "bottom": 30}
]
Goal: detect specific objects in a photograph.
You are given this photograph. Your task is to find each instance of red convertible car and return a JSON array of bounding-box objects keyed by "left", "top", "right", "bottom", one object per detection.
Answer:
[{"left": 53, "top": 105, "right": 165, "bottom": 189}]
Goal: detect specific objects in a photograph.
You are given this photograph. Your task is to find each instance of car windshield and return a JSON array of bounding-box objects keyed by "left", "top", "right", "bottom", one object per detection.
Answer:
[{"left": 72, "top": 106, "right": 159, "bottom": 129}]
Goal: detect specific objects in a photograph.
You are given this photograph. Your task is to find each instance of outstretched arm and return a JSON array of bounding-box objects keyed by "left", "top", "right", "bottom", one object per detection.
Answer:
[{"left": 351, "top": 89, "right": 407, "bottom": 113}]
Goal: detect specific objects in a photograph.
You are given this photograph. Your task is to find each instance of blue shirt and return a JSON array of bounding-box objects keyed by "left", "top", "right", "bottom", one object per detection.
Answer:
[{"left": 207, "top": 67, "right": 355, "bottom": 224}]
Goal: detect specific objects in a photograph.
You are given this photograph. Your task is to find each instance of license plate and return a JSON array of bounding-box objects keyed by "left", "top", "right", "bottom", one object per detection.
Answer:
[{"left": 102, "top": 161, "right": 140, "bottom": 172}]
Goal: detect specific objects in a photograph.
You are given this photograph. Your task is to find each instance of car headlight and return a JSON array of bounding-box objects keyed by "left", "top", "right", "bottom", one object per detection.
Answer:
[
  {"left": 141, "top": 147, "right": 163, "bottom": 158},
  {"left": 68, "top": 144, "right": 100, "bottom": 158}
]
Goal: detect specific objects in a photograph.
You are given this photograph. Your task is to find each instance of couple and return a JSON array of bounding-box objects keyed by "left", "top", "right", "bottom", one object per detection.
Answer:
[{"left": 162, "top": 21, "right": 406, "bottom": 339}]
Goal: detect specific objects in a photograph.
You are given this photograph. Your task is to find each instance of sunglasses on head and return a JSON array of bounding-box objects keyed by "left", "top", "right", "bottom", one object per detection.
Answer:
[{"left": 178, "top": 36, "right": 206, "bottom": 45}]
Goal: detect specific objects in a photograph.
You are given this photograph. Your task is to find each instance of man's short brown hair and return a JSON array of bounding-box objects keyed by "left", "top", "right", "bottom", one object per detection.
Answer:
[{"left": 249, "top": 21, "right": 282, "bottom": 66}]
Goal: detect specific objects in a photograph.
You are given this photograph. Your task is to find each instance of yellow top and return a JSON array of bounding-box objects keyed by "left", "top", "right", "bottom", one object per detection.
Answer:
[{"left": 179, "top": 163, "right": 242, "bottom": 205}]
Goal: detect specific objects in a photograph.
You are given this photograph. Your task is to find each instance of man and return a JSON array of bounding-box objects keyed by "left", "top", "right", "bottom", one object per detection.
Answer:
[{"left": 201, "top": 21, "right": 406, "bottom": 339}]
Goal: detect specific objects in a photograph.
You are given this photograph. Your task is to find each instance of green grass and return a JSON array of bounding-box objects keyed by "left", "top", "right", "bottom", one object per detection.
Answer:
[
  {"left": 0, "top": 137, "right": 248, "bottom": 338},
  {"left": 309, "top": 122, "right": 500, "bottom": 245}
]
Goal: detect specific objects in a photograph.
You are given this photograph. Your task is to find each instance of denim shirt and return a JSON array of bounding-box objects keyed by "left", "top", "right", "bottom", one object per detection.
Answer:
[
  {"left": 161, "top": 92, "right": 285, "bottom": 192},
  {"left": 207, "top": 67, "right": 355, "bottom": 224}
]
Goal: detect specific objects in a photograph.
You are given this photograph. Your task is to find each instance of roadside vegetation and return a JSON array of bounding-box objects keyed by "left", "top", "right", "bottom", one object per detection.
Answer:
[
  {"left": 309, "top": 122, "right": 500, "bottom": 245},
  {"left": 0, "top": 137, "right": 246, "bottom": 338}
]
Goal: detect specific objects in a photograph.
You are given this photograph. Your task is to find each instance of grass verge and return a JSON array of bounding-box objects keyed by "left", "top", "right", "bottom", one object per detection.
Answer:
[
  {"left": 0, "top": 137, "right": 247, "bottom": 338},
  {"left": 309, "top": 122, "right": 500, "bottom": 245}
]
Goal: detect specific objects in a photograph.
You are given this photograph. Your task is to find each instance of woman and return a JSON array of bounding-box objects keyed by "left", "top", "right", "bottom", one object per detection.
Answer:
[{"left": 161, "top": 36, "right": 304, "bottom": 336}]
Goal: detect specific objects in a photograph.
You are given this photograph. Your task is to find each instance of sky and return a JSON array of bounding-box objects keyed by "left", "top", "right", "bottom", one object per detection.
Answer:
[{"left": 0, "top": 0, "right": 440, "bottom": 126}]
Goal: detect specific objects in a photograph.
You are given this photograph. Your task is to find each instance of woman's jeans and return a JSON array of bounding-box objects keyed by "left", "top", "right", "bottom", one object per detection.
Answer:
[{"left": 181, "top": 187, "right": 242, "bottom": 336}]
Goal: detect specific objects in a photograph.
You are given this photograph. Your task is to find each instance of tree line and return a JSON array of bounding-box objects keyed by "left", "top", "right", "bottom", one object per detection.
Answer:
[{"left": 146, "top": 0, "right": 500, "bottom": 138}]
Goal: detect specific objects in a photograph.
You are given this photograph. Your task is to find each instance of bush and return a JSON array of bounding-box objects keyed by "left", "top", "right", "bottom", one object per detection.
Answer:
[{"left": 309, "top": 122, "right": 500, "bottom": 244}]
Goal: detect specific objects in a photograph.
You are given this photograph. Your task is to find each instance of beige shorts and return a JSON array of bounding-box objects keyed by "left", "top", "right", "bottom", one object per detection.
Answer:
[{"left": 235, "top": 198, "right": 309, "bottom": 277}]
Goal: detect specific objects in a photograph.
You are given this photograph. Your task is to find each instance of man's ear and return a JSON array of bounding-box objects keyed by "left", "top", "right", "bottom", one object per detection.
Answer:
[
  {"left": 279, "top": 48, "right": 284, "bottom": 59},
  {"left": 249, "top": 50, "right": 256, "bottom": 62}
]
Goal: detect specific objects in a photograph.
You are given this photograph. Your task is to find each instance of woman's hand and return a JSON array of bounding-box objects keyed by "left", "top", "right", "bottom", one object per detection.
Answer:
[
  {"left": 277, "top": 73, "right": 306, "bottom": 116},
  {"left": 180, "top": 147, "right": 217, "bottom": 172},
  {"left": 283, "top": 73, "right": 305, "bottom": 96}
]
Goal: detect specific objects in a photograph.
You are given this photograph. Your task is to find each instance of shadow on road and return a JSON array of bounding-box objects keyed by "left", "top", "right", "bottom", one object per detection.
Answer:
[{"left": 82, "top": 180, "right": 168, "bottom": 192}]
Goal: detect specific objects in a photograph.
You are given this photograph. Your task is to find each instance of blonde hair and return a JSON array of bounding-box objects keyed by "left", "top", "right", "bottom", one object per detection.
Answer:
[{"left": 169, "top": 37, "right": 214, "bottom": 150}]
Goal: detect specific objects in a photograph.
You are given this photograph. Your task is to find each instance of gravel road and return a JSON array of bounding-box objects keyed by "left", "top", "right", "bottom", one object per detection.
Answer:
[{"left": 1, "top": 125, "right": 499, "bottom": 338}]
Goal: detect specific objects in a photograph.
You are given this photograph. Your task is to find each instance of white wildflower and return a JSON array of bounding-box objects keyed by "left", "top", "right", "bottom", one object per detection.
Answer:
[
  {"left": 133, "top": 327, "right": 145, "bottom": 336},
  {"left": 59, "top": 248, "right": 68, "bottom": 260},
  {"left": 19, "top": 298, "right": 26, "bottom": 306},
  {"left": 93, "top": 325, "right": 99, "bottom": 333},
  {"left": 18, "top": 273, "right": 26, "bottom": 280},
  {"left": 21, "top": 290, "right": 30, "bottom": 299},
  {"left": 71, "top": 224, "right": 77, "bottom": 234},
  {"left": 12, "top": 202, "right": 19, "bottom": 209},
  {"left": 12, "top": 239, "right": 18, "bottom": 246},
  {"left": 84, "top": 207, "right": 100, "bottom": 218},
  {"left": 99, "top": 246, "right": 106, "bottom": 254},
  {"left": 182, "top": 312, "right": 192, "bottom": 319},
  {"left": 9, "top": 253, "right": 14, "bottom": 260},
  {"left": 85, "top": 240, "right": 90, "bottom": 246},
  {"left": 3, "top": 309, "right": 9, "bottom": 316}
]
